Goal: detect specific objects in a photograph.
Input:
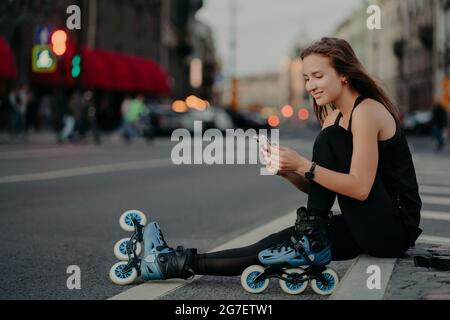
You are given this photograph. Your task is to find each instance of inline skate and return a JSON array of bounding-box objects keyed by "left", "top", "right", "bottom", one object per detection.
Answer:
[
  {"left": 241, "top": 206, "right": 339, "bottom": 295},
  {"left": 109, "top": 210, "right": 196, "bottom": 285}
]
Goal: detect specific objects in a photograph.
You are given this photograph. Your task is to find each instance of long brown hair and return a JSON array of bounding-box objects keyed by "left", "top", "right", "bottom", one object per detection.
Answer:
[{"left": 301, "top": 37, "right": 401, "bottom": 126}]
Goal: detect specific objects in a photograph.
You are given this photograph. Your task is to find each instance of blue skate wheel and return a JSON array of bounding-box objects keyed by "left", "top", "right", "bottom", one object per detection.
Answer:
[
  {"left": 114, "top": 238, "right": 142, "bottom": 261},
  {"left": 240, "top": 265, "right": 269, "bottom": 294},
  {"left": 119, "top": 210, "right": 147, "bottom": 232},
  {"left": 310, "top": 268, "right": 339, "bottom": 295},
  {"left": 109, "top": 261, "right": 138, "bottom": 285},
  {"left": 279, "top": 268, "right": 308, "bottom": 295}
]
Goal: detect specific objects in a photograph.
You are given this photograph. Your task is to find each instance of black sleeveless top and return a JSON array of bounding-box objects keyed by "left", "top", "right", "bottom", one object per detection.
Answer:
[{"left": 335, "top": 96, "right": 422, "bottom": 246}]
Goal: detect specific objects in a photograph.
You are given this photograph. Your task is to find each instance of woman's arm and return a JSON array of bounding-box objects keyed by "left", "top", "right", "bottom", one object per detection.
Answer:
[
  {"left": 296, "top": 103, "right": 379, "bottom": 201},
  {"left": 265, "top": 103, "right": 380, "bottom": 201},
  {"left": 278, "top": 171, "right": 310, "bottom": 194}
]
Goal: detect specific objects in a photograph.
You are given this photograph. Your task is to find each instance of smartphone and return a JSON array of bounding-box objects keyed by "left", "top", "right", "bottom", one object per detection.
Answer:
[{"left": 253, "top": 134, "right": 270, "bottom": 146}]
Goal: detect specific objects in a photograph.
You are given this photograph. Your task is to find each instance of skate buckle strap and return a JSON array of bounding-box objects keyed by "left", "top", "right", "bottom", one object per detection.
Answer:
[
  {"left": 156, "top": 244, "right": 171, "bottom": 251},
  {"left": 297, "top": 206, "right": 333, "bottom": 220},
  {"left": 291, "top": 236, "right": 303, "bottom": 253},
  {"left": 291, "top": 236, "right": 313, "bottom": 264}
]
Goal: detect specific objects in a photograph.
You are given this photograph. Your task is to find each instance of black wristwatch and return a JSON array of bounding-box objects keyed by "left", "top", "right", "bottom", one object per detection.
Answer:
[{"left": 305, "top": 162, "right": 316, "bottom": 181}]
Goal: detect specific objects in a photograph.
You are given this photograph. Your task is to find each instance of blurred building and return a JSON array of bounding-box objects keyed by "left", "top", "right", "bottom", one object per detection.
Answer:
[
  {"left": 286, "top": 56, "right": 307, "bottom": 111},
  {"left": 365, "top": 0, "right": 411, "bottom": 112},
  {"left": 187, "top": 19, "right": 218, "bottom": 103},
  {"left": 434, "top": 0, "right": 450, "bottom": 111},
  {"left": 288, "top": 37, "right": 312, "bottom": 113},
  {"left": 334, "top": 0, "right": 446, "bottom": 115},
  {"left": 235, "top": 72, "right": 285, "bottom": 112},
  {"left": 335, "top": 2, "right": 370, "bottom": 67},
  {"left": 0, "top": 0, "right": 218, "bottom": 130}
]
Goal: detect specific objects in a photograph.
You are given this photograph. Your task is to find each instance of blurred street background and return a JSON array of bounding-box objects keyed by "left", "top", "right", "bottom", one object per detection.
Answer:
[{"left": 0, "top": 0, "right": 449, "bottom": 300}]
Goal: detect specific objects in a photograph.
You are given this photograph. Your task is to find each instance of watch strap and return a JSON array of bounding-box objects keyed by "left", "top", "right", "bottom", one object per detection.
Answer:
[{"left": 305, "top": 162, "right": 316, "bottom": 181}]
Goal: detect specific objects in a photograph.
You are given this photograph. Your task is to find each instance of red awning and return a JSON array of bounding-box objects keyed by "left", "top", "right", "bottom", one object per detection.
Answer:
[
  {"left": 152, "top": 63, "right": 171, "bottom": 94},
  {"left": 82, "top": 48, "right": 114, "bottom": 89},
  {"left": 129, "top": 56, "right": 153, "bottom": 92},
  {"left": 31, "top": 44, "right": 171, "bottom": 95},
  {"left": 104, "top": 52, "right": 134, "bottom": 92},
  {"left": 126, "top": 56, "right": 170, "bottom": 94},
  {"left": 0, "top": 36, "right": 17, "bottom": 79},
  {"left": 83, "top": 49, "right": 171, "bottom": 94}
]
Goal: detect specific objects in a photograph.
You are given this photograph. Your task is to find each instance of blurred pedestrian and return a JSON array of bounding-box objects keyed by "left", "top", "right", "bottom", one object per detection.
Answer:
[
  {"left": 123, "top": 94, "right": 146, "bottom": 142},
  {"left": 59, "top": 90, "right": 83, "bottom": 143},
  {"left": 431, "top": 102, "right": 448, "bottom": 151},
  {"left": 83, "top": 90, "right": 101, "bottom": 145},
  {"left": 17, "top": 85, "right": 28, "bottom": 121},
  {"left": 38, "top": 94, "right": 53, "bottom": 131},
  {"left": 58, "top": 112, "right": 75, "bottom": 143},
  {"left": 7, "top": 86, "right": 27, "bottom": 140},
  {"left": 116, "top": 95, "right": 131, "bottom": 136},
  {"left": 25, "top": 89, "right": 38, "bottom": 132},
  {"left": 70, "top": 90, "right": 84, "bottom": 141},
  {"left": 7, "top": 87, "right": 20, "bottom": 134}
]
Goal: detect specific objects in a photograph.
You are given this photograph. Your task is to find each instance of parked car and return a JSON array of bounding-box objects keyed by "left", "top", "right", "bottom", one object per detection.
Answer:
[
  {"left": 179, "top": 107, "right": 236, "bottom": 133},
  {"left": 211, "top": 107, "right": 235, "bottom": 132},
  {"left": 402, "top": 110, "right": 433, "bottom": 135},
  {"left": 224, "top": 108, "right": 270, "bottom": 130},
  {"left": 148, "top": 104, "right": 184, "bottom": 136},
  {"left": 179, "top": 108, "right": 215, "bottom": 133}
]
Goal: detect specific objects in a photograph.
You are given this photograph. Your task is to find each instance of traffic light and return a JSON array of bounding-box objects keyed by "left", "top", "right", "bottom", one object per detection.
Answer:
[
  {"left": 71, "top": 54, "right": 81, "bottom": 78},
  {"left": 51, "top": 30, "right": 67, "bottom": 56}
]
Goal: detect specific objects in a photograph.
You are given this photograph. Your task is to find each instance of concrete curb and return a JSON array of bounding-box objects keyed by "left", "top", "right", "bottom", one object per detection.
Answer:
[{"left": 329, "top": 255, "right": 396, "bottom": 300}]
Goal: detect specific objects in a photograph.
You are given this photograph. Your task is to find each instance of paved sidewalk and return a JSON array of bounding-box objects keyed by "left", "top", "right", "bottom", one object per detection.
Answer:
[
  {"left": 328, "top": 242, "right": 450, "bottom": 300},
  {"left": 384, "top": 243, "right": 450, "bottom": 300},
  {"left": 0, "top": 131, "right": 57, "bottom": 145}
]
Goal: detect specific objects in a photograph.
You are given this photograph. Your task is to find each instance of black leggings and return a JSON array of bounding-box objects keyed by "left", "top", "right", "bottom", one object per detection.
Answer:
[{"left": 193, "top": 125, "right": 410, "bottom": 276}]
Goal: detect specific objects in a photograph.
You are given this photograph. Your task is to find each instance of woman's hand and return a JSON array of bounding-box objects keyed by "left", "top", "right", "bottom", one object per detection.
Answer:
[
  {"left": 262, "top": 143, "right": 311, "bottom": 175},
  {"left": 261, "top": 144, "right": 279, "bottom": 175}
]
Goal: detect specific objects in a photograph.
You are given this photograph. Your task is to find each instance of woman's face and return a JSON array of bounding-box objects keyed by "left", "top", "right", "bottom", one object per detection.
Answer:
[{"left": 303, "top": 54, "right": 345, "bottom": 106}]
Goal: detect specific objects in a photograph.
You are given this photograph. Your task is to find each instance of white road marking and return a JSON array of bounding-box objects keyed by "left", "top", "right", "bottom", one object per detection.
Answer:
[
  {"left": 0, "top": 144, "right": 107, "bottom": 160},
  {"left": 417, "top": 235, "right": 450, "bottom": 246},
  {"left": 421, "top": 195, "right": 450, "bottom": 206},
  {"left": 417, "top": 170, "right": 450, "bottom": 177},
  {"left": 420, "top": 185, "right": 450, "bottom": 195},
  {"left": 0, "top": 158, "right": 174, "bottom": 184},
  {"left": 421, "top": 211, "right": 450, "bottom": 222}
]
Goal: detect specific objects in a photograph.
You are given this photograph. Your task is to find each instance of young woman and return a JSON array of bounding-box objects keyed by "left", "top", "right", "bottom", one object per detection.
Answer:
[{"left": 114, "top": 38, "right": 423, "bottom": 284}]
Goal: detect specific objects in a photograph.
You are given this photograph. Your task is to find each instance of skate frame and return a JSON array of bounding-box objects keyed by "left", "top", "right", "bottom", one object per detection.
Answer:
[
  {"left": 254, "top": 265, "right": 330, "bottom": 286},
  {"left": 122, "top": 218, "right": 145, "bottom": 276}
]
